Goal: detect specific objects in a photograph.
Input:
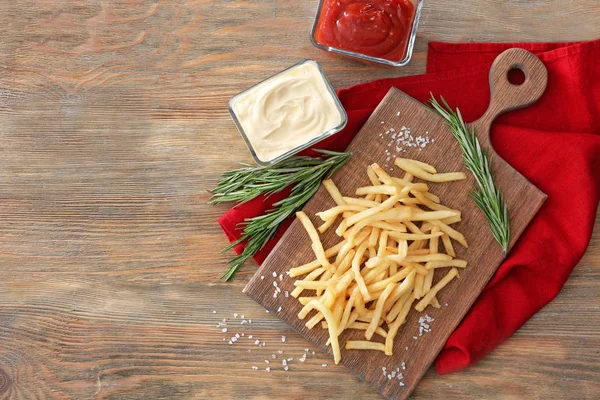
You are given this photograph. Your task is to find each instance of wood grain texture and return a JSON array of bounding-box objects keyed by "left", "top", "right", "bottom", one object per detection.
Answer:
[
  {"left": 0, "top": 1, "right": 599, "bottom": 399},
  {"left": 245, "top": 49, "right": 548, "bottom": 399}
]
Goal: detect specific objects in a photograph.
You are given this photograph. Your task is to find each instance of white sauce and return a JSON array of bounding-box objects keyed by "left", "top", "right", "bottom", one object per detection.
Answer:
[{"left": 231, "top": 61, "right": 344, "bottom": 162}]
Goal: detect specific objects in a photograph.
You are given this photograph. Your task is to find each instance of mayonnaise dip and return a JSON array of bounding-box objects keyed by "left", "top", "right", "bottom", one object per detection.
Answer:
[{"left": 230, "top": 60, "right": 345, "bottom": 163}]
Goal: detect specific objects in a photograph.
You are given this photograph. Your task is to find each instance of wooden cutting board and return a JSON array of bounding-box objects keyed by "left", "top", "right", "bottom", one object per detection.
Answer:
[{"left": 243, "top": 48, "right": 548, "bottom": 399}]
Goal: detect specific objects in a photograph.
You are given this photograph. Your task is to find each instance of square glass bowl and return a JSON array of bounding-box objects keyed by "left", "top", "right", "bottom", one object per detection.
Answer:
[
  {"left": 310, "top": 0, "right": 423, "bottom": 67},
  {"left": 228, "top": 60, "right": 347, "bottom": 166}
]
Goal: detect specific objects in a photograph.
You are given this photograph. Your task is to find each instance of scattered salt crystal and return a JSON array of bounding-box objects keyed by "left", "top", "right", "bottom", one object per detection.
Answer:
[
  {"left": 273, "top": 281, "right": 278, "bottom": 287},
  {"left": 231, "top": 337, "right": 237, "bottom": 343},
  {"left": 279, "top": 274, "right": 283, "bottom": 281},
  {"left": 281, "top": 335, "right": 286, "bottom": 342},
  {"left": 381, "top": 121, "right": 385, "bottom": 124},
  {"left": 405, "top": 347, "right": 408, "bottom": 351},
  {"left": 284, "top": 291, "right": 289, "bottom": 298},
  {"left": 399, "top": 382, "right": 405, "bottom": 387},
  {"left": 300, "top": 354, "right": 306, "bottom": 362},
  {"left": 397, "top": 112, "right": 401, "bottom": 116},
  {"left": 391, "top": 371, "right": 396, "bottom": 378},
  {"left": 312, "top": 351, "right": 315, "bottom": 355},
  {"left": 233, "top": 313, "right": 238, "bottom": 318},
  {"left": 272, "top": 272, "right": 277, "bottom": 277},
  {"left": 278, "top": 350, "right": 283, "bottom": 354},
  {"left": 222, "top": 328, "right": 228, "bottom": 333},
  {"left": 235, "top": 333, "right": 240, "bottom": 338},
  {"left": 284, "top": 366, "right": 289, "bottom": 371},
  {"left": 322, "top": 364, "right": 327, "bottom": 367},
  {"left": 413, "top": 336, "right": 418, "bottom": 340},
  {"left": 265, "top": 360, "right": 270, "bottom": 364},
  {"left": 261, "top": 342, "right": 266, "bottom": 347},
  {"left": 260, "top": 276, "right": 264, "bottom": 280},
  {"left": 402, "top": 362, "right": 406, "bottom": 370},
  {"left": 252, "top": 366, "right": 258, "bottom": 370},
  {"left": 305, "top": 348, "right": 310, "bottom": 352},
  {"left": 277, "top": 306, "right": 282, "bottom": 312},
  {"left": 388, "top": 374, "right": 392, "bottom": 379},
  {"left": 266, "top": 310, "right": 269, "bottom": 313},
  {"left": 272, "top": 354, "right": 276, "bottom": 359},
  {"left": 212, "top": 310, "right": 216, "bottom": 314},
  {"left": 248, "top": 335, "right": 253, "bottom": 339},
  {"left": 282, "top": 359, "right": 287, "bottom": 366},
  {"left": 241, "top": 315, "right": 245, "bottom": 319},
  {"left": 249, "top": 320, "right": 252, "bottom": 324},
  {"left": 265, "top": 367, "right": 271, "bottom": 372},
  {"left": 228, "top": 341, "right": 232, "bottom": 344},
  {"left": 255, "top": 340, "right": 260, "bottom": 345},
  {"left": 287, "top": 357, "right": 293, "bottom": 361}
]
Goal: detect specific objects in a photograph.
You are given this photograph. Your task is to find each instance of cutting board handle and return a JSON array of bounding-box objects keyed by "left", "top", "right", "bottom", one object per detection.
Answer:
[{"left": 473, "top": 48, "right": 548, "bottom": 147}]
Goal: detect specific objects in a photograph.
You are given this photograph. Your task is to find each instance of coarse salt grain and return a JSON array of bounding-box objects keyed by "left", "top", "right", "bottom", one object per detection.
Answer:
[
  {"left": 281, "top": 336, "right": 286, "bottom": 342},
  {"left": 322, "top": 364, "right": 327, "bottom": 367},
  {"left": 252, "top": 366, "right": 258, "bottom": 370},
  {"left": 284, "top": 291, "right": 289, "bottom": 298},
  {"left": 233, "top": 313, "right": 238, "bottom": 318},
  {"left": 248, "top": 335, "right": 253, "bottom": 339},
  {"left": 279, "top": 274, "right": 283, "bottom": 281},
  {"left": 272, "top": 272, "right": 277, "bottom": 277},
  {"left": 222, "top": 328, "right": 228, "bottom": 333},
  {"left": 265, "top": 367, "right": 271, "bottom": 372},
  {"left": 235, "top": 334, "right": 240, "bottom": 338},
  {"left": 255, "top": 340, "right": 260, "bottom": 345},
  {"left": 284, "top": 366, "right": 289, "bottom": 371},
  {"left": 277, "top": 306, "right": 282, "bottom": 312},
  {"left": 282, "top": 359, "right": 287, "bottom": 366},
  {"left": 399, "top": 382, "right": 405, "bottom": 387},
  {"left": 265, "top": 360, "right": 270, "bottom": 364},
  {"left": 212, "top": 310, "right": 216, "bottom": 314},
  {"left": 260, "top": 276, "right": 264, "bottom": 280},
  {"left": 278, "top": 350, "right": 283, "bottom": 354},
  {"left": 272, "top": 354, "right": 276, "bottom": 359}
]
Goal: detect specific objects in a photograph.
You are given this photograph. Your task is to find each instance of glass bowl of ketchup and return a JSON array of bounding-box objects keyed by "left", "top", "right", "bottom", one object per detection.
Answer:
[{"left": 311, "top": 0, "right": 423, "bottom": 67}]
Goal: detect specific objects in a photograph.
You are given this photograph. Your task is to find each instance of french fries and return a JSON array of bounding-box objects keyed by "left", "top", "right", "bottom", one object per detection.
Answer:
[{"left": 290, "top": 158, "right": 468, "bottom": 364}]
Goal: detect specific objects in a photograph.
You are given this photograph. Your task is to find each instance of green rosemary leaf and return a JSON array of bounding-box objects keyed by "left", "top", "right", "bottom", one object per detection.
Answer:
[
  {"left": 430, "top": 95, "right": 510, "bottom": 256},
  {"left": 211, "top": 150, "right": 352, "bottom": 280}
]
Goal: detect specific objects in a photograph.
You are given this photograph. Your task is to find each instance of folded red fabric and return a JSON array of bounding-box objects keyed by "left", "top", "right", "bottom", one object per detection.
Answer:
[{"left": 219, "top": 39, "right": 600, "bottom": 374}]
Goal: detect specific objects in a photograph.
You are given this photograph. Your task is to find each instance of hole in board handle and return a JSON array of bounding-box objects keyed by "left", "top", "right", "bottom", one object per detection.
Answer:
[{"left": 507, "top": 67, "right": 526, "bottom": 86}]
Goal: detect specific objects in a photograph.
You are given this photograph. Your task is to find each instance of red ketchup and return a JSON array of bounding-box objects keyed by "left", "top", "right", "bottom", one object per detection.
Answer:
[{"left": 314, "top": 0, "right": 416, "bottom": 62}]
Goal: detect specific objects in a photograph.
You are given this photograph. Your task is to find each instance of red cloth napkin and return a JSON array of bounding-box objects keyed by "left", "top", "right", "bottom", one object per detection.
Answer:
[{"left": 219, "top": 39, "right": 600, "bottom": 374}]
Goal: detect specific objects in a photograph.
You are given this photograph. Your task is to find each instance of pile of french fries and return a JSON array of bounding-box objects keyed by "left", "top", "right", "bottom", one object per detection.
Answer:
[{"left": 289, "top": 158, "right": 468, "bottom": 364}]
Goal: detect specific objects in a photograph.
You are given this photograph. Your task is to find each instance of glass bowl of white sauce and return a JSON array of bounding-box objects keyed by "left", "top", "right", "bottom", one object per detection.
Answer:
[{"left": 228, "top": 60, "right": 348, "bottom": 166}]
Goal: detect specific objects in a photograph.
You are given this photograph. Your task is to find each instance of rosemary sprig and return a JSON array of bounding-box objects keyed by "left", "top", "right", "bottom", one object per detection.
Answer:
[
  {"left": 430, "top": 95, "right": 510, "bottom": 256},
  {"left": 212, "top": 150, "right": 352, "bottom": 280}
]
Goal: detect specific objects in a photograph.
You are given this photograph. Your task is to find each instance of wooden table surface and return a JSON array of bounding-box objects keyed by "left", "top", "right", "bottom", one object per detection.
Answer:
[{"left": 0, "top": 1, "right": 598, "bottom": 399}]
